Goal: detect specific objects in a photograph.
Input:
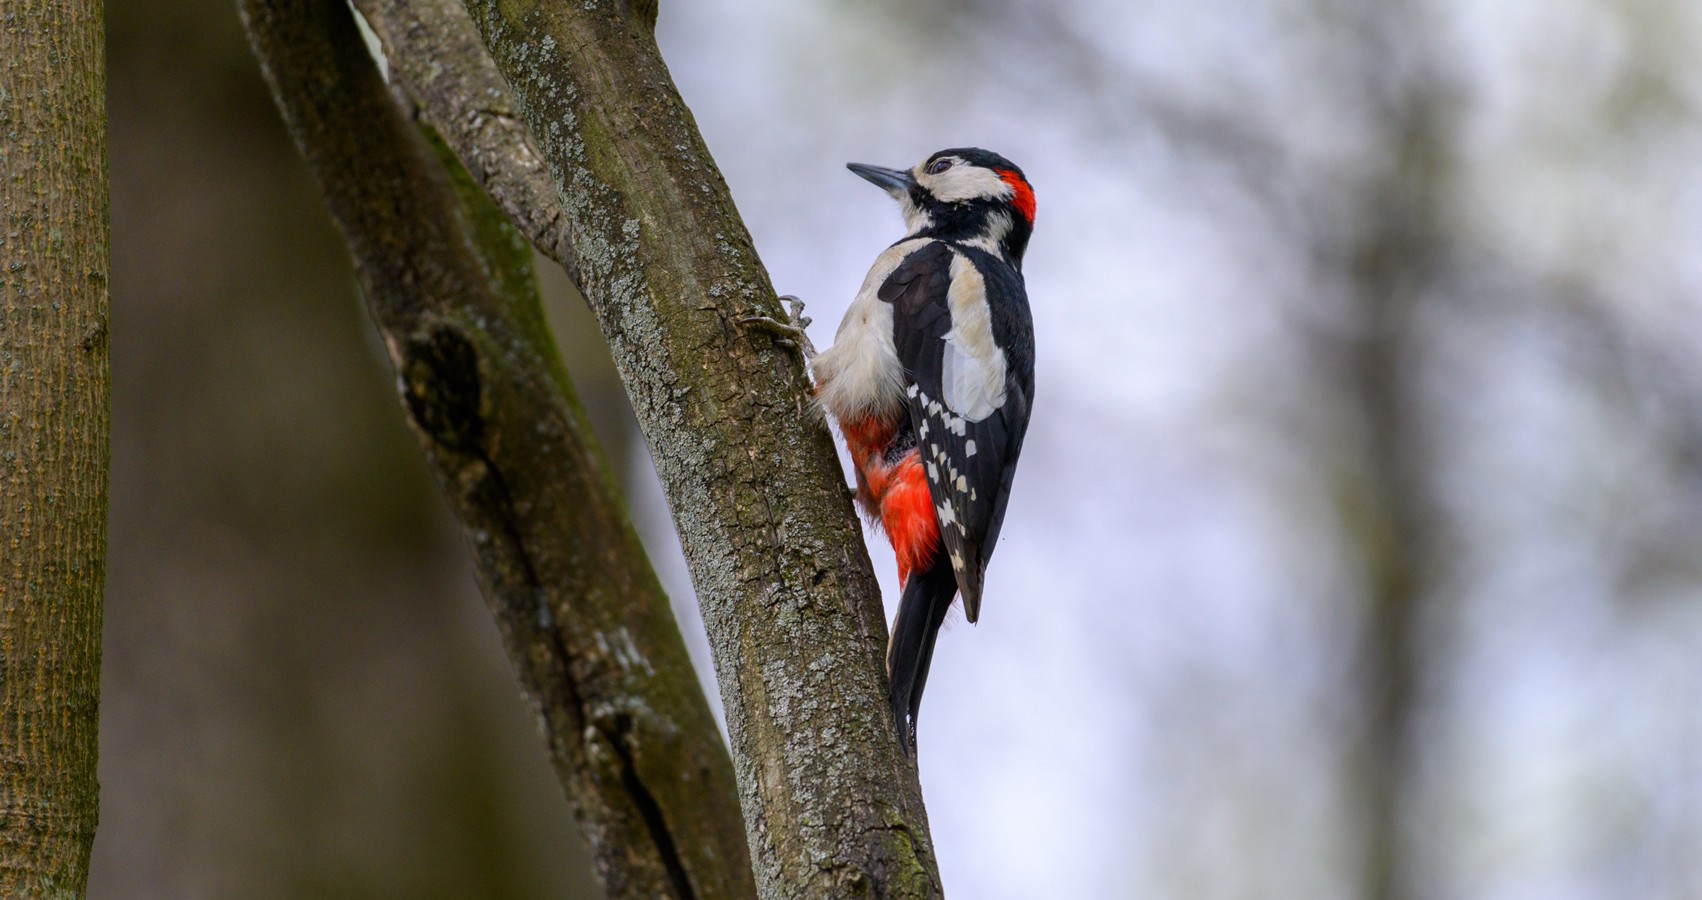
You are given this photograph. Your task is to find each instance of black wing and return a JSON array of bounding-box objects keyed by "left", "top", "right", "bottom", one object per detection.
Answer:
[{"left": 880, "top": 240, "right": 1033, "bottom": 621}]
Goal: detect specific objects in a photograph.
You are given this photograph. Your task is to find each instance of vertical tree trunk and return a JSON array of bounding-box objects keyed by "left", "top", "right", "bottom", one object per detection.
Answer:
[
  {"left": 0, "top": 0, "right": 111, "bottom": 894},
  {"left": 1342, "top": 75, "right": 1450, "bottom": 900}
]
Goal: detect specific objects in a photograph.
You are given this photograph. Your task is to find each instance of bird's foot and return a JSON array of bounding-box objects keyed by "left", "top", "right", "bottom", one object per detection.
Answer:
[{"left": 741, "top": 295, "right": 816, "bottom": 360}]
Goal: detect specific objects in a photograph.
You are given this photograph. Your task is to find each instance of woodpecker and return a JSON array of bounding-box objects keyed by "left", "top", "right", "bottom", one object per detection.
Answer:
[{"left": 784, "top": 148, "right": 1037, "bottom": 750}]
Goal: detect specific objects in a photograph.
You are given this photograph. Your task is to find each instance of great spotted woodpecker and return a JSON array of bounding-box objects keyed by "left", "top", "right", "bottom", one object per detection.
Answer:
[{"left": 762, "top": 148, "right": 1036, "bottom": 749}]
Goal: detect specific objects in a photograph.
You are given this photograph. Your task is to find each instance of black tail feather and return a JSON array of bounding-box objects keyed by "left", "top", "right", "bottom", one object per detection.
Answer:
[{"left": 886, "top": 560, "right": 958, "bottom": 753}]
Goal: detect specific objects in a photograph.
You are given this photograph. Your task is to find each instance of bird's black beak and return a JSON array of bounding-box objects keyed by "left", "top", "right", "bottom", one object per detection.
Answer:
[{"left": 847, "top": 163, "right": 916, "bottom": 199}]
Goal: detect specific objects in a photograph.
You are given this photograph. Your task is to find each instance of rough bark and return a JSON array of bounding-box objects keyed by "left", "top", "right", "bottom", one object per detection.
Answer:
[
  {"left": 0, "top": 0, "right": 111, "bottom": 894},
  {"left": 348, "top": 0, "right": 577, "bottom": 279},
  {"left": 238, "top": 2, "right": 753, "bottom": 897},
  {"left": 454, "top": 2, "right": 942, "bottom": 896}
]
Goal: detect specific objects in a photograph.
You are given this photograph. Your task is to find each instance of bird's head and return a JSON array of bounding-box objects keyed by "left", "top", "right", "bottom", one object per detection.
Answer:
[{"left": 848, "top": 147, "right": 1035, "bottom": 267}]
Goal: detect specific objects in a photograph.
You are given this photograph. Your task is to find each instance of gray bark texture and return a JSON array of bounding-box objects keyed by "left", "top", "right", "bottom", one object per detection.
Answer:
[
  {"left": 0, "top": 0, "right": 110, "bottom": 894},
  {"left": 451, "top": 1, "right": 943, "bottom": 896},
  {"left": 349, "top": 0, "right": 578, "bottom": 278},
  {"left": 239, "top": 1, "right": 755, "bottom": 897}
]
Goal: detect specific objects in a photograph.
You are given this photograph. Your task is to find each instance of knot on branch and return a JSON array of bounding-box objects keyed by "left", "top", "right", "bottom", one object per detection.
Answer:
[{"left": 400, "top": 323, "right": 486, "bottom": 453}]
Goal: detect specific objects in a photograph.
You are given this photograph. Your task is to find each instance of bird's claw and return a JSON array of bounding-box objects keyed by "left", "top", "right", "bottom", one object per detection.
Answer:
[{"left": 741, "top": 295, "right": 816, "bottom": 359}]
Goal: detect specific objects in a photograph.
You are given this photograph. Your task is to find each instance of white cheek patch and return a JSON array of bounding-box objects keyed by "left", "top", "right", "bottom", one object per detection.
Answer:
[
  {"left": 939, "top": 252, "right": 1008, "bottom": 421},
  {"left": 921, "top": 164, "right": 1015, "bottom": 204}
]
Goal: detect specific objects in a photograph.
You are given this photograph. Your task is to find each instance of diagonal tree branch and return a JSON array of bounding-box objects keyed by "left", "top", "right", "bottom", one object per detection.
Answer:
[
  {"left": 348, "top": 0, "right": 579, "bottom": 281},
  {"left": 454, "top": 1, "right": 942, "bottom": 896},
  {"left": 237, "top": 2, "right": 753, "bottom": 897}
]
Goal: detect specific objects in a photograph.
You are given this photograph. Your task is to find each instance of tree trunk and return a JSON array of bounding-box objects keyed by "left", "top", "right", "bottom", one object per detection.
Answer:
[
  {"left": 0, "top": 0, "right": 110, "bottom": 894},
  {"left": 239, "top": 1, "right": 754, "bottom": 897},
  {"left": 348, "top": 0, "right": 579, "bottom": 277},
  {"left": 1334, "top": 31, "right": 1452, "bottom": 900},
  {"left": 454, "top": 2, "right": 942, "bottom": 895}
]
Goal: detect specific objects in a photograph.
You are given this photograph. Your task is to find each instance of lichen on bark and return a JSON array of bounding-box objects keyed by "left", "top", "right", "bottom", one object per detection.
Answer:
[{"left": 454, "top": 1, "right": 943, "bottom": 895}]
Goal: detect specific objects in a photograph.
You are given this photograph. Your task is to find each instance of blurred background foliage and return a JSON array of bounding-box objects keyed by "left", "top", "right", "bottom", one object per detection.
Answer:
[{"left": 98, "top": 0, "right": 1702, "bottom": 898}]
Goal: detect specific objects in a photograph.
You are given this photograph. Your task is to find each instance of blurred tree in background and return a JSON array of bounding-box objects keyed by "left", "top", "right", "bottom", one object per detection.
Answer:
[{"left": 98, "top": 0, "right": 603, "bottom": 894}]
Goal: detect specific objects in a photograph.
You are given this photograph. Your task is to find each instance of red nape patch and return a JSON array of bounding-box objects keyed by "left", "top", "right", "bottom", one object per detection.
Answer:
[
  {"left": 998, "top": 169, "right": 1036, "bottom": 224},
  {"left": 881, "top": 454, "right": 940, "bottom": 586}
]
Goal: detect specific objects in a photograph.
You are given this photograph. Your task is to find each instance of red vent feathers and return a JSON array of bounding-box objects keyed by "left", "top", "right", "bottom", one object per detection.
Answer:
[{"left": 881, "top": 456, "right": 940, "bottom": 586}]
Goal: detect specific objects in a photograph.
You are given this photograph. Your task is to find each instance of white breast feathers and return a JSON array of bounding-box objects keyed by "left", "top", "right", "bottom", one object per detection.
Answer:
[{"left": 813, "top": 238, "right": 930, "bottom": 422}]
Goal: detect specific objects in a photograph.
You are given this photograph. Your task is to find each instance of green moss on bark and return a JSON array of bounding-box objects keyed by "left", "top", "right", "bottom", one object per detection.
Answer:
[
  {"left": 240, "top": 2, "right": 753, "bottom": 897},
  {"left": 456, "top": 2, "right": 943, "bottom": 896}
]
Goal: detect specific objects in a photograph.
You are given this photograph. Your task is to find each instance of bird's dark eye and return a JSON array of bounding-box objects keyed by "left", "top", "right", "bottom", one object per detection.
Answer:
[{"left": 926, "top": 159, "right": 953, "bottom": 175}]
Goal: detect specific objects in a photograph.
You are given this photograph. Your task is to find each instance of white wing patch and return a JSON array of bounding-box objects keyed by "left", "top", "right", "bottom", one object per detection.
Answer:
[{"left": 940, "top": 252, "right": 1008, "bottom": 422}]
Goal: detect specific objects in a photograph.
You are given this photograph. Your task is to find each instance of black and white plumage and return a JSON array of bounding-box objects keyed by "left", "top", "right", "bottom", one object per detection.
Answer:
[
  {"left": 808, "top": 148, "right": 1037, "bottom": 749},
  {"left": 883, "top": 240, "right": 1033, "bottom": 618}
]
